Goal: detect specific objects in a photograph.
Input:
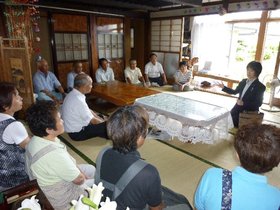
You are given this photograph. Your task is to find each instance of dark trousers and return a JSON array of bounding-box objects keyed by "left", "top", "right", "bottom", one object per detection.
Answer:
[
  {"left": 230, "top": 104, "right": 244, "bottom": 128},
  {"left": 68, "top": 122, "right": 108, "bottom": 141},
  {"left": 149, "top": 77, "right": 164, "bottom": 86}
]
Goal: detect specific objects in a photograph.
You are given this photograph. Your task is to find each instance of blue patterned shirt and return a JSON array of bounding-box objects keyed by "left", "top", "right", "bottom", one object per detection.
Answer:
[
  {"left": 195, "top": 166, "right": 280, "bottom": 210},
  {"left": 33, "top": 70, "right": 61, "bottom": 93}
]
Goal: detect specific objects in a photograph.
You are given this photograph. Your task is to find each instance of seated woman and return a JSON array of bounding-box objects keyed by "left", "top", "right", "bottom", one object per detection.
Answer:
[
  {"left": 218, "top": 61, "right": 265, "bottom": 128},
  {"left": 0, "top": 82, "right": 30, "bottom": 191},
  {"left": 195, "top": 124, "right": 280, "bottom": 210},
  {"left": 95, "top": 105, "right": 192, "bottom": 210},
  {"left": 173, "top": 61, "right": 192, "bottom": 91},
  {"left": 25, "top": 101, "right": 95, "bottom": 210}
]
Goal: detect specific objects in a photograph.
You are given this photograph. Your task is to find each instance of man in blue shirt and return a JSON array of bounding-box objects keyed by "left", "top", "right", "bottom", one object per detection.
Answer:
[{"left": 33, "top": 59, "right": 65, "bottom": 103}]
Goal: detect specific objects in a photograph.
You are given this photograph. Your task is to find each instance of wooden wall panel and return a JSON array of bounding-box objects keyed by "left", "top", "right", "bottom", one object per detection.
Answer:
[
  {"left": 96, "top": 17, "right": 123, "bottom": 31},
  {"left": 90, "top": 15, "right": 98, "bottom": 81},
  {"left": 131, "top": 18, "right": 146, "bottom": 73},
  {"left": 53, "top": 14, "right": 87, "bottom": 32},
  {"left": 110, "top": 59, "right": 124, "bottom": 81},
  {"left": 124, "top": 17, "right": 131, "bottom": 70},
  {"left": 57, "top": 61, "right": 90, "bottom": 89},
  {"left": 0, "top": 5, "right": 7, "bottom": 37}
]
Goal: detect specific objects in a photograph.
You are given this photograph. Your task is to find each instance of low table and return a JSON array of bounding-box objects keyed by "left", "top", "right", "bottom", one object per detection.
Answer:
[
  {"left": 135, "top": 93, "right": 233, "bottom": 144},
  {"left": 0, "top": 180, "right": 53, "bottom": 210},
  {"left": 91, "top": 81, "right": 159, "bottom": 106}
]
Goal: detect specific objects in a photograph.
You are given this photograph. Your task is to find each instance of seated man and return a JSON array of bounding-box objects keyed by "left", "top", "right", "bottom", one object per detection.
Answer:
[
  {"left": 95, "top": 58, "right": 115, "bottom": 83},
  {"left": 124, "top": 59, "right": 146, "bottom": 86},
  {"left": 145, "top": 53, "right": 167, "bottom": 87},
  {"left": 95, "top": 105, "right": 192, "bottom": 210},
  {"left": 67, "top": 61, "right": 84, "bottom": 92},
  {"left": 61, "top": 74, "right": 107, "bottom": 141},
  {"left": 25, "top": 100, "right": 95, "bottom": 210},
  {"left": 33, "top": 59, "right": 66, "bottom": 102}
]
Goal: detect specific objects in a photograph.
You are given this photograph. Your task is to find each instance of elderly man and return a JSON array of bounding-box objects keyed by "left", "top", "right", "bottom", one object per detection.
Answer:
[
  {"left": 124, "top": 58, "right": 146, "bottom": 86},
  {"left": 67, "top": 61, "right": 84, "bottom": 92},
  {"left": 95, "top": 58, "right": 115, "bottom": 83},
  {"left": 33, "top": 59, "right": 65, "bottom": 102},
  {"left": 61, "top": 74, "right": 107, "bottom": 141},
  {"left": 145, "top": 53, "right": 167, "bottom": 87}
]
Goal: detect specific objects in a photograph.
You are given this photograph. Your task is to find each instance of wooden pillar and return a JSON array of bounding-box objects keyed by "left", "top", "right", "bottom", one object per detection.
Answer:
[
  {"left": 123, "top": 16, "right": 131, "bottom": 68},
  {"left": 255, "top": 11, "right": 268, "bottom": 61}
]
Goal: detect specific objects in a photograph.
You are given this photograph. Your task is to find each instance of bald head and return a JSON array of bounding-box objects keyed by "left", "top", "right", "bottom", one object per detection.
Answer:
[
  {"left": 38, "top": 59, "right": 49, "bottom": 74},
  {"left": 74, "top": 74, "right": 93, "bottom": 94}
]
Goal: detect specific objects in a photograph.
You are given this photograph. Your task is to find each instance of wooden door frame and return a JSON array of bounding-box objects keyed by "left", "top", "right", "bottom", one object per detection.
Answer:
[{"left": 272, "top": 42, "right": 280, "bottom": 106}]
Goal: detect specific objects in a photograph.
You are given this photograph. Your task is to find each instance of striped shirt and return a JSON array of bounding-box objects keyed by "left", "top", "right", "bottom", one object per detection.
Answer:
[{"left": 174, "top": 70, "right": 192, "bottom": 84}]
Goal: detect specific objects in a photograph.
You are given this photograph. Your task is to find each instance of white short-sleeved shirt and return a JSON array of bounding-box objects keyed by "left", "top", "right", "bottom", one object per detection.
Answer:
[
  {"left": 61, "top": 88, "right": 93, "bottom": 133},
  {"left": 145, "top": 62, "right": 164, "bottom": 78},
  {"left": 0, "top": 113, "right": 28, "bottom": 145},
  {"left": 26, "top": 136, "right": 80, "bottom": 186},
  {"left": 124, "top": 67, "right": 143, "bottom": 84},
  {"left": 95, "top": 67, "right": 115, "bottom": 83}
]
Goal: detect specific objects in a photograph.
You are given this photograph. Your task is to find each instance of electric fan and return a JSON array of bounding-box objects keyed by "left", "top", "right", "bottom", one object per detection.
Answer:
[{"left": 261, "top": 74, "right": 280, "bottom": 112}]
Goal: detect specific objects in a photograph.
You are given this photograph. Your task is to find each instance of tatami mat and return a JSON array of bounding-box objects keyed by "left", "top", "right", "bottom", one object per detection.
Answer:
[
  {"left": 63, "top": 89, "right": 280, "bottom": 208},
  {"left": 60, "top": 132, "right": 280, "bottom": 208},
  {"left": 60, "top": 134, "right": 212, "bottom": 206}
]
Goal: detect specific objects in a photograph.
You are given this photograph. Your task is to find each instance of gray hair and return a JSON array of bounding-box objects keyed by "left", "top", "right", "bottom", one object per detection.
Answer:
[{"left": 74, "top": 74, "right": 92, "bottom": 88}]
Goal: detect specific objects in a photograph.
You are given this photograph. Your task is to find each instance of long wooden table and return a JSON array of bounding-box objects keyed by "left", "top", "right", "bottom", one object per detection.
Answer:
[{"left": 91, "top": 81, "right": 159, "bottom": 106}]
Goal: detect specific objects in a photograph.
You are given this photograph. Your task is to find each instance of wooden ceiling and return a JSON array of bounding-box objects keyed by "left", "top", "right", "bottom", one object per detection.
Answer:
[{"left": 39, "top": 0, "right": 203, "bottom": 14}]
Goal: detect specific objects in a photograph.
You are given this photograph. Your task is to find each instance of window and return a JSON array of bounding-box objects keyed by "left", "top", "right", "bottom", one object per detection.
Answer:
[
  {"left": 151, "top": 19, "right": 183, "bottom": 52},
  {"left": 97, "top": 18, "right": 124, "bottom": 59},
  {"left": 54, "top": 33, "right": 88, "bottom": 62}
]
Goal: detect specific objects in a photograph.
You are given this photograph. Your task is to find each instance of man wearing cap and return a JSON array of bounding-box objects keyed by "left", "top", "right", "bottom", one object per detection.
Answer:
[
  {"left": 218, "top": 61, "right": 266, "bottom": 128},
  {"left": 95, "top": 58, "right": 115, "bottom": 83}
]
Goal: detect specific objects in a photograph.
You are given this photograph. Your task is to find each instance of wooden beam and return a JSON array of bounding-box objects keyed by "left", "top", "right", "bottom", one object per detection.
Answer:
[
  {"left": 255, "top": 11, "right": 268, "bottom": 61},
  {"left": 160, "top": 0, "right": 202, "bottom": 7}
]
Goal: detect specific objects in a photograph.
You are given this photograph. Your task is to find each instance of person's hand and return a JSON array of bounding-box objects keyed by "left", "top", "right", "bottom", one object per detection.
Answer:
[
  {"left": 217, "top": 81, "right": 225, "bottom": 89},
  {"left": 146, "top": 82, "right": 151, "bottom": 87},
  {"left": 180, "top": 84, "right": 184, "bottom": 91},
  {"left": 143, "top": 82, "right": 147, "bottom": 88},
  {"left": 236, "top": 99, "right": 244, "bottom": 106},
  {"left": 62, "top": 92, "right": 67, "bottom": 99},
  {"left": 163, "top": 80, "right": 168, "bottom": 85}
]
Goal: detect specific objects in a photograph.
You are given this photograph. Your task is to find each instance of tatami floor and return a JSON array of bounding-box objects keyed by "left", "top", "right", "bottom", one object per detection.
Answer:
[{"left": 62, "top": 87, "right": 280, "bottom": 208}]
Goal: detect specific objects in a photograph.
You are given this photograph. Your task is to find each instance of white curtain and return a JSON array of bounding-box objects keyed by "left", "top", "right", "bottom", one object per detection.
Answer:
[{"left": 191, "top": 15, "right": 231, "bottom": 74}]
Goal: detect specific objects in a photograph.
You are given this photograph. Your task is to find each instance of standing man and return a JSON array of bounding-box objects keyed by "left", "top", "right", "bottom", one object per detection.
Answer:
[
  {"left": 33, "top": 59, "right": 65, "bottom": 102},
  {"left": 61, "top": 74, "right": 107, "bottom": 141},
  {"left": 145, "top": 53, "right": 167, "bottom": 87},
  {"left": 124, "top": 58, "right": 146, "bottom": 86},
  {"left": 218, "top": 61, "right": 266, "bottom": 128},
  {"left": 67, "top": 61, "right": 84, "bottom": 92},
  {"left": 95, "top": 58, "right": 115, "bottom": 83}
]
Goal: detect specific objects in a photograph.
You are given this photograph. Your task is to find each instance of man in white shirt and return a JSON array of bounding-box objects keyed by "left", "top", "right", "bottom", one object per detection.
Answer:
[
  {"left": 124, "top": 59, "right": 146, "bottom": 86},
  {"left": 67, "top": 61, "right": 84, "bottom": 92},
  {"left": 61, "top": 74, "right": 107, "bottom": 141},
  {"left": 145, "top": 53, "right": 167, "bottom": 87},
  {"left": 95, "top": 58, "right": 115, "bottom": 83}
]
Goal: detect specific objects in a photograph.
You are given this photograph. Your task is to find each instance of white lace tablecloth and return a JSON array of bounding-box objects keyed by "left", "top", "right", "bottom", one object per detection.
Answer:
[{"left": 135, "top": 93, "right": 233, "bottom": 144}]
